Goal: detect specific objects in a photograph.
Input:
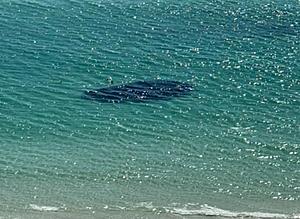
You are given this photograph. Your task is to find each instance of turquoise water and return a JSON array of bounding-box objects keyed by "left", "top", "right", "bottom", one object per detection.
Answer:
[{"left": 0, "top": 0, "right": 299, "bottom": 218}]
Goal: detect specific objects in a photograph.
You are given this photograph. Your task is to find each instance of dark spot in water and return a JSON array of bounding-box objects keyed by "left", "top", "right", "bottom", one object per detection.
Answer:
[{"left": 83, "top": 80, "right": 193, "bottom": 103}]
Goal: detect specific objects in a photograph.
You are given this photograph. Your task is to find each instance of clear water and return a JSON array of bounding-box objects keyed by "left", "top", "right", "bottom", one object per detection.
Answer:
[{"left": 0, "top": 0, "right": 299, "bottom": 218}]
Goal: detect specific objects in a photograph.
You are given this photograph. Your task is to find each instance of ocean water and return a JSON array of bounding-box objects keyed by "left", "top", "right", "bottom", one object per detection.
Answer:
[{"left": 0, "top": 0, "right": 299, "bottom": 218}]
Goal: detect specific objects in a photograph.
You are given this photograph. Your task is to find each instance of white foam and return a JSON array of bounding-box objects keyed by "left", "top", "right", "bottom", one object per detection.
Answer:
[
  {"left": 169, "top": 204, "right": 298, "bottom": 219},
  {"left": 29, "top": 204, "right": 60, "bottom": 212}
]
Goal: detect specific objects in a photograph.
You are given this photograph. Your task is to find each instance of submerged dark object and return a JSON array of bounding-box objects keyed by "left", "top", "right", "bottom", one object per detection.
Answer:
[{"left": 84, "top": 80, "right": 193, "bottom": 103}]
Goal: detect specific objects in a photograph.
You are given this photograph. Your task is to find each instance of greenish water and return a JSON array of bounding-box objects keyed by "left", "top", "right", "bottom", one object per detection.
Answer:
[{"left": 0, "top": 0, "right": 299, "bottom": 218}]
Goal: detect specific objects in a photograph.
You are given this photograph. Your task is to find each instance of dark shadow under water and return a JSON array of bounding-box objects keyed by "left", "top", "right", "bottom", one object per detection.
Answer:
[{"left": 83, "top": 80, "right": 193, "bottom": 103}]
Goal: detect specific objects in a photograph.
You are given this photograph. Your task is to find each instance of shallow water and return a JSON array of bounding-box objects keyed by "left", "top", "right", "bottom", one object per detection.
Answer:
[{"left": 0, "top": 0, "right": 299, "bottom": 218}]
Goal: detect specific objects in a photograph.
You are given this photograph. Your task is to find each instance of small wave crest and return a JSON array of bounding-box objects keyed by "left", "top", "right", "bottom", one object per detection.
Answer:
[{"left": 29, "top": 204, "right": 61, "bottom": 212}]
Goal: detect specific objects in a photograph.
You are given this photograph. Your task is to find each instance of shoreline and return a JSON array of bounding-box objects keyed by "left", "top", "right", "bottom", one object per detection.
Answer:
[{"left": 1, "top": 203, "right": 299, "bottom": 219}]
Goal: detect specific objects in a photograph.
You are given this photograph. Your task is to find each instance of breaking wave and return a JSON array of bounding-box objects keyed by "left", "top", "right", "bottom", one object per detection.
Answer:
[
  {"left": 168, "top": 204, "right": 300, "bottom": 218},
  {"left": 105, "top": 202, "right": 300, "bottom": 219}
]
